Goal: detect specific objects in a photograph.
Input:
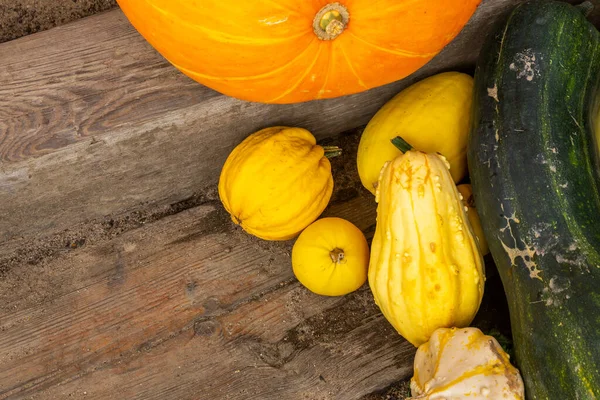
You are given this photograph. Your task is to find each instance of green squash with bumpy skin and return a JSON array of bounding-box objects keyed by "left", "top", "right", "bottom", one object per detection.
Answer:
[{"left": 468, "top": 1, "right": 600, "bottom": 398}]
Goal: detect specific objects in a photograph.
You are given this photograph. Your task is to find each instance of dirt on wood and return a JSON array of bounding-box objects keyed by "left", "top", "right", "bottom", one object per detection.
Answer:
[
  {"left": 0, "top": 121, "right": 512, "bottom": 399},
  {"left": 0, "top": 127, "right": 406, "bottom": 397},
  {"left": 0, "top": 129, "right": 367, "bottom": 288},
  {"left": 0, "top": 127, "right": 422, "bottom": 399},
  {"left": 360, "top": 381, "right": 412, "bottom": 400},
  {"left": 0, "top": 0, "right": 117, "bottom": 43}
]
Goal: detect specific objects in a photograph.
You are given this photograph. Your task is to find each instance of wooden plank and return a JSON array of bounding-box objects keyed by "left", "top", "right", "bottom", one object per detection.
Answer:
[
  {"left": 0, "top": 0, "right": 559, "bottom": 249},
  {"left": 0, "top": 128, "right": 513, "bottom": 399},
  {"left": 0, "top": 163, "right": 416, "bottom": 399}
]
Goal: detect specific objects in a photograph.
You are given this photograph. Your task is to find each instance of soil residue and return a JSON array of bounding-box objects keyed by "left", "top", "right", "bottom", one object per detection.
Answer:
[
  {"left": 0, "top": 186, "right": 221, "bottom": 278},
  {"left": 0, "top": 0, "right": 117, "bottom": 43}
]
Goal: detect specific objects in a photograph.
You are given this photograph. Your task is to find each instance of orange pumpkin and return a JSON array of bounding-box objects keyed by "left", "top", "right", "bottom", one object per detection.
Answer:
[{"left": 116, "top": 0, "right": 481, "bottom": 104}]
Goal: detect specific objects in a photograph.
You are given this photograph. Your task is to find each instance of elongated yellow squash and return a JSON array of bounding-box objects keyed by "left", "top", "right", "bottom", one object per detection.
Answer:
[
  {"left": 368, "top": 147, "right": 485, "bottom": 347},
  {"left": 357, "top": 72, "right": 474, "bottom": 194}
]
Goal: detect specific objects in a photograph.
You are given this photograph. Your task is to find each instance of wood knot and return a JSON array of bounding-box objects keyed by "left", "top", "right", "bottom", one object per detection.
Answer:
[{"left": 194, "top": 318, "right": 220, "bottom": 337}]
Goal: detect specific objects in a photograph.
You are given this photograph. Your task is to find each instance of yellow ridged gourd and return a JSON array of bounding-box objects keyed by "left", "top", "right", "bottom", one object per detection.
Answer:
[
  {"left": 218, "top": 126, "right": 339, "bottom": 241},
  {"left": 368, "top": 139, "right": 485, "bottom": 346}
]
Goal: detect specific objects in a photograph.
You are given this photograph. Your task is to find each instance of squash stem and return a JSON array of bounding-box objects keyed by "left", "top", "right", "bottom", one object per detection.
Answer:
[
  {"left": 323, "top": 146, "right": 343, "bottom": 159},
  {"left": 330, "top": 248, "right": 345, "bottom": 264},
  {"left": 391, "top": 136, "right": 414, "bottom": 153}
]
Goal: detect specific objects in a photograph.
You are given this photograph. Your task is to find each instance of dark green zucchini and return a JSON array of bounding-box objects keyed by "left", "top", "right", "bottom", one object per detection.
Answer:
[{"left": 468, "top": 1, "right": 600, "bottom": 399}]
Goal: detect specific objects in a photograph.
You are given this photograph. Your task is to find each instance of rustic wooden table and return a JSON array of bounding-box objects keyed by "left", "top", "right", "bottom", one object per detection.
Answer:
[{"left": 1, "top": 1, "right": 597, "bottom": 399}]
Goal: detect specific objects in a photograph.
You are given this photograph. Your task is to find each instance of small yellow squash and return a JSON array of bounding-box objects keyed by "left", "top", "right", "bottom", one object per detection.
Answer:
[
  {"left": 368, "top": 140, "right": 485, "bottom": 347},
  {"left": 457, "top": 184, "right": 490, "bottom": 256},
  {"left": 410, "top": 327, "right": 525, "bottom": 400},
  {"left": 218, "top": 126, "right": 338, "bottom": 241},
  {"left": 357, "top": 72, "right": 474, "bottom": 194},
  {"left": 292, "top": 217, "right": 369, "bottom": 297}
]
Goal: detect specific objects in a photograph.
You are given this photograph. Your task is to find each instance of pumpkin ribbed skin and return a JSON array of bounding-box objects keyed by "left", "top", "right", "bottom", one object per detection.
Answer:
[
  {"left": 411, "top": 327, "right": 525, "bottom": 400},
  {"left": 218, "top": 126, "right": 333, "bottom": 241},
  {"left": 115, "top": 0, "right": 481, "bottom": 104},
  {"left": 368, "top": 150, "right": 485, "bottom": 347}
]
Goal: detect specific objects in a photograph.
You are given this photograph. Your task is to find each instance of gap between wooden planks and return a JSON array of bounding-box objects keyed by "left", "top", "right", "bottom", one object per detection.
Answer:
[{"left": 0, "top": 0, "right": 559, "bottom": 252}]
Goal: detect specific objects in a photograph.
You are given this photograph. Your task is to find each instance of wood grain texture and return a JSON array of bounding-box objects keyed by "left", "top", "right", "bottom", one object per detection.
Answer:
[
  {"left": 0, "top": 0, "right": 576, "bottom": 248},
  {"left": 0, "top": 129, "right": 514, "bottom": 400},
  {"left": 0, "top": 184, "right": 416, "bottom": 400}
]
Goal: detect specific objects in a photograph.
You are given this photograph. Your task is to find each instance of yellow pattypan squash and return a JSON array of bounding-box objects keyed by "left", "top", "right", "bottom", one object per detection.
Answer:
[
  {"left": 457, "top": 183, "right": 490, "bottom": 256},
  {"left": 218, "top": 126, "right": 339, "bottom": 241},
  {"left": 410, "top": 327, "right": 525, "bottom": 400},
  {"left": 357, "top": 71, "right": 474, "bottom": 194},
  {"left": 292, "top": 217, "right": 369, "bottom": 296}
]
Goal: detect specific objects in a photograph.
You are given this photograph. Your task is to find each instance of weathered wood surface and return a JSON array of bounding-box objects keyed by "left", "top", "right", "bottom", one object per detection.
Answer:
[
  {"left": 1, "top": 0, "right": 584, "bottom": 250},
  {"left": 0, "top": 140, "right": 418, "bottom": 399},
  {"left": 0, "top": 127, "right": 513, "bottom": 400},
  {"left": 0, "top": 1, "right": 596, "bottom": 399}
]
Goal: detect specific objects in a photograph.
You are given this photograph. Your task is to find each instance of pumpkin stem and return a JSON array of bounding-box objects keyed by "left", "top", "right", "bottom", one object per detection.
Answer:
[
  {"left": 330, "top": 248, "right": 345, "bottom": 264},
  {"left": 323, "top": 145, "right": 343, "bottom": 159},
  {"left": 391, "top": 136, "right": 414, "bottom": 153},
  {"left": 313, "top": 3, "right": 349, "bottom": 40}
]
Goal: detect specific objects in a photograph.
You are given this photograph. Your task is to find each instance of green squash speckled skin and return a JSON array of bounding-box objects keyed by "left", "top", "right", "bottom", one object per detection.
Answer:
[{"left": 468, "top": 1, "right": 600, "bottom": 398}]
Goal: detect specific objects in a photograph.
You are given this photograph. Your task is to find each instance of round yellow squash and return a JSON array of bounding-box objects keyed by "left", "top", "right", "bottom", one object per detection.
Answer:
[
  {"left": 218, "top": 126, "right": 338, "bottom": 241},
  {"left": 457, "top": 183, "right": 490, "bottom": 256},
  {"left": 292, "top": 217, "right": 369, "bottom": 296},
  {"left": 357, "top": 71, "right": 474, "bottom": 194},
  {"left": 411, "top": 327, "right": 525, "bottom": 399}
]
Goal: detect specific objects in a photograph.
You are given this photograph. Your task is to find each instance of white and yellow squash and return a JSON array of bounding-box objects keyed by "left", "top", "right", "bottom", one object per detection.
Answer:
[{"left": 410, "top": 327, "right": 525, "bottom": 399}]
